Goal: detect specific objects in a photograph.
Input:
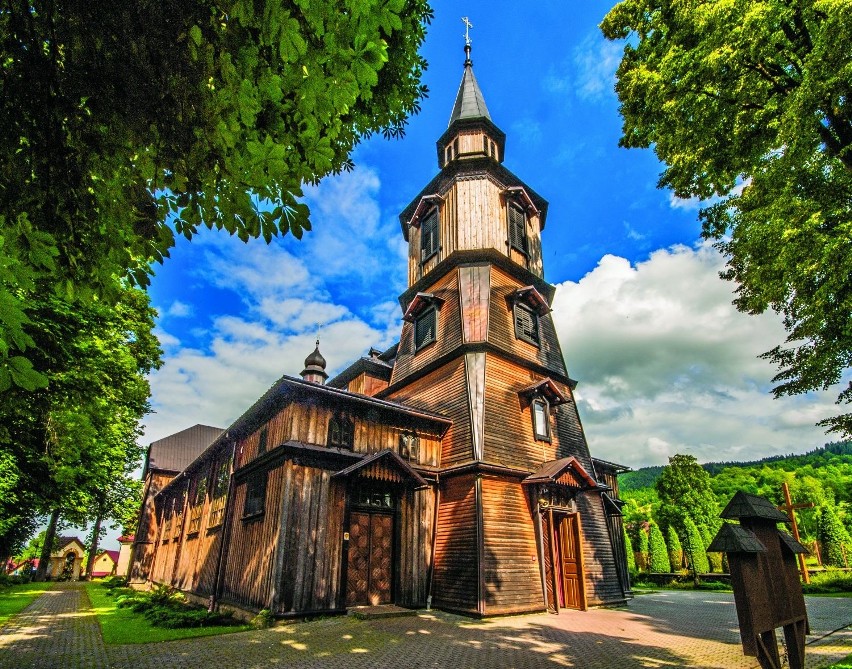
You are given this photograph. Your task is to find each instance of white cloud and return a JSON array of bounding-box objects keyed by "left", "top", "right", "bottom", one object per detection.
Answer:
[
  {"left": 669, "top": 193, "right": 702, "bottom": 210},
  {"left": 164, "top": 300, "right": 193, "bottom": 318},
  {"left": 573, "top": 33, "right": 622, "bottom": 102},
  {"left": 553, "top": 242, "right": 842, "bottom": 468}
]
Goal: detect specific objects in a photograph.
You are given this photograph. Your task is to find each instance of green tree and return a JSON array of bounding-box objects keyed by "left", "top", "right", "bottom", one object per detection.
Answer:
[
  {"left": 648, "top": 523, "right": 670, "bottom": 573},
  {"left": 624, "top": 528, "right": 636, "bottom": 573},
  {"left": 700, "top": 525, "right": 723, "bottom": 573},
  {"left": 817, "top": 505, "right": 851, "bottom": 568},
  {"left": 0, "top": 0, "right": 432, "bottom": 386},
  {"left": 665, "top": 524, "right": 683, "bottom": 573},
  {"left": 683, "top": 517, "right": 710, "bottom": 581},
  {"left": 636, "top": 525, "right": 650, "bottom": 572},
  {"left": 601, "top": 0, "right": 852, "bottom": 435},
  {"left": 655, "top": 454, "right": 719, "bottom": 536}
]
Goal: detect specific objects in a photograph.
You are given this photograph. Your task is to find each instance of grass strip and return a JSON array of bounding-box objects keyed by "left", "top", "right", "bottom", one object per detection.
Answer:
[
  {"left": 84, "top": 581, "right": 250, "bottom": 644},
  {"left": 0, "top": 582, "right": 52, "bottom": 626}
]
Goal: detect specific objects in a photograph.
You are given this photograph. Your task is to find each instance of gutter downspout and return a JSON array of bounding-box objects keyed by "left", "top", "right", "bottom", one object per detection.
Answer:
[{"left": 425, "top": 475, "right": 440, "bottom": 611}]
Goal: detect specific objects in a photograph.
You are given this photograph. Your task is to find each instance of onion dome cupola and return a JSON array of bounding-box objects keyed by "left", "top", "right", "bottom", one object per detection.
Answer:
[
  {"left": 437, "top": 42, "right": 506, "bottom": 168},
  {"left": 300, "top": 340, "right": 328, "bottom": 384}
]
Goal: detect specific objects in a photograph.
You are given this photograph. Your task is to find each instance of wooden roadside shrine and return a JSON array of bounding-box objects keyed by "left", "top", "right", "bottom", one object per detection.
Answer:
[{"left": 708, "top": 492, "right": 809, "bottom": 669}]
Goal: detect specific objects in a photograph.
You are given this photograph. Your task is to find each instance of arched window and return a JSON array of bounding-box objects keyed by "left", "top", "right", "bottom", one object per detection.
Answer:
[{"left": 328, "top": 412, "right": 355, "bottom": 449}]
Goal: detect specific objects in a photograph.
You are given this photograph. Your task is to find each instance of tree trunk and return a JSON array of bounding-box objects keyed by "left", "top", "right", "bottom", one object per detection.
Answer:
[
  {"left": 84, "top": 512, "right": 103, "bottom": 580},
  {"left": 34, "top": 509, "right": 60, "bottom": 582}
]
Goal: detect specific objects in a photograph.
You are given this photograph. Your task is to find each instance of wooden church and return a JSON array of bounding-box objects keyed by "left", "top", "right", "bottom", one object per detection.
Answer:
[{"left": 130, "top": 43, "right": 632, "bottom": 617}]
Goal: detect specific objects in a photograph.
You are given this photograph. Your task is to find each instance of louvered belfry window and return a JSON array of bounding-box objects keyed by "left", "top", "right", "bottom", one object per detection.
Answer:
[
  {"left": 420, "top": 208, "right": 439, "bottom": 261},
  {"left": 414, "top": 307, "right": 437, "bottom": 351},
  {"left": 508, "top": 202, "right": 527, "bottom": 254},
  {"left": 514, "top": 302, "right": 540, "bottom": 346}
]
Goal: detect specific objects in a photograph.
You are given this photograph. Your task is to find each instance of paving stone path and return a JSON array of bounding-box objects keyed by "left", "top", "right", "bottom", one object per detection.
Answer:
[{"left": 1, "top": 583, "right": 850, "bottom": 668}]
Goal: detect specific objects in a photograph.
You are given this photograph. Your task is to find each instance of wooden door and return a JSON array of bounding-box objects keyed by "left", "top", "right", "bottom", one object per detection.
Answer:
[
  {"left": 346, "top": 511, "right": 393, "bottom": 606},
  {"left": 557, "top": 513, "right": 584, "bottom": 610}
]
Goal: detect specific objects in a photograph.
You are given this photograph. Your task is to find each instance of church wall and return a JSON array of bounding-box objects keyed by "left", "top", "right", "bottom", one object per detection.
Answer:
[
  {"left": 130, "top": 471, "right": 173, "bottom": 583},
  {"left": 482, "top": 354, "right": 577, "bottom": 471},
  {"left": 487, "top": 266, "right": 568, "bottom": 376},
  {"left": 385, "top": 357, "right": 472, "bottom": 466},
  {"left": 395, "top": 486, "right": 436, "bottom": 608},
  {"left": 481, "top": 475, "right": 544, "bottom": 614},
  {"left": 432, "top": 473, "right": 480, "bottom": 613},
  {"left": 575, "top": 491, "right": 627, "bottom": 606}
]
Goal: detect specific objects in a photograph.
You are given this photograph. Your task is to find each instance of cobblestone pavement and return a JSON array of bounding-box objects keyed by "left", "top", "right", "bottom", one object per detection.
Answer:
[{"left": 2, "top": 584, "right": 850, "bottom": 669}]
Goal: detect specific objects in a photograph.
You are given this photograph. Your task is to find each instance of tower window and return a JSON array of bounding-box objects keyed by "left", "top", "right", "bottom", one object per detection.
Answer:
[
  {"left": 532, "top": 398, "right": 551, "bottom": 441},
  {"left": 414, "top": 307, "right": 437, "bottom": 351},
  {"left": 514, "top": 302, "right": 540, "bottom": 346},
  {"left": 328, "top": 412, "right": 355, "bottom": 449},
  {"left": 420, "top": 208, "right": 439, "bottom": 261},
  {"left": 508, "top": 202, "right": 528, "bottom": 255}
]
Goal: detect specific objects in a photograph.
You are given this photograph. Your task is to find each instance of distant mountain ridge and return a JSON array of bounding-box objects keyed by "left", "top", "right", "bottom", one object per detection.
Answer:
[{"left": 619, "top": 441, "right": 852, "bottom": 492}]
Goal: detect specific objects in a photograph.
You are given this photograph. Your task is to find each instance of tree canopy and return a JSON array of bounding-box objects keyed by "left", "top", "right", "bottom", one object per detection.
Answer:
[
  {"left": 655, "top": 454, "right": 719, "bottom": 533},
  {"left": 0, "top": 0, "right": 432, "bottom": 388},
  {"left": 601, "top": 0, "right": 852, "bottom": 435}
]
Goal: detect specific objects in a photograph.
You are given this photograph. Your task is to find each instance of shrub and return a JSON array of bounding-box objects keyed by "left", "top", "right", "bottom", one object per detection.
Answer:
[
  {"left": 801, "top": 569, "right": 852, "bottom": 594},
  {"left": 624, "top": 529, "right": 636, "bottom": 573},
  {"left": 648, "top": 524, "right": 670, "bottom": 573},
  {"left": 115, "top": 586, "right": 236, "bottom": 628},
  {"left": 251, "top": 609, "right": 274, "bottom": 629},
  {"left": 683, "top": 518, "right": 710, "bottom": 576},
  {"left": 818, "top": 506, "right": 851, "bottom": 568},
  {"left": 636, "top": 526, "right": 650, "bottom": 572},
  {"left": 666, "top": 525, "right": 683, "bottom": 572}
]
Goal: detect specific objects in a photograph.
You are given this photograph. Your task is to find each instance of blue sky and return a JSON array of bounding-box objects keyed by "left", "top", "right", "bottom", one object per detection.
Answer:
[{"left": 143, "top": 1, "right": 848, "bottom": 471}]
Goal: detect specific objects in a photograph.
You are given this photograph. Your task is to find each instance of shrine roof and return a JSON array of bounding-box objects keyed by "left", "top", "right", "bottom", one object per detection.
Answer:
[
  {"left": 707, "top": 523, "right": 766, "bottom": 553},
  {"left": 720, "top": 491, "right": 790, "bottom": 523}
]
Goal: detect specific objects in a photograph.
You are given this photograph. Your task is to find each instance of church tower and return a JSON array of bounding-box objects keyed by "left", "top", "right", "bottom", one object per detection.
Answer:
[{"left": 380, "top": 38, "right": 630, "bottom": 615}]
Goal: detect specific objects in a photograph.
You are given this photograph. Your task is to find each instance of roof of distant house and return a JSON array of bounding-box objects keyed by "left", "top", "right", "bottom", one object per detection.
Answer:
[{"left": 145, "top": 424, "right": 225, "bottom": 475}]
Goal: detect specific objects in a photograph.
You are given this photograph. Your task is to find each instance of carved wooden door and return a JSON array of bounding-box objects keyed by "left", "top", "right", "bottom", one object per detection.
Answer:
[
  {"left": 557, "top": 513, "right": 584, "bottom": 610},
  {"left": 346, "top": 511, "right": 393, "bottom": 606}
]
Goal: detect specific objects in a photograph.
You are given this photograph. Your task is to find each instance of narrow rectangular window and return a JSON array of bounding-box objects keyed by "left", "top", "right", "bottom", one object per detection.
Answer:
[
  {"left": 508, "top": 202, "right": 528, "bottom": 254},
  {"left": 532, "top": 398, "right": 551, "bottom": 441},
  {"left": 514, "top": 302, "right": 540, "bottom": 346},
  {"left": 257, "top": 426, "right": 268, "bottom": 455},
  {"left": 414, "top": 307, "right": 437, "bottom": 351},
  {"left": 243, "top": 471, "right": 267, "bottom": 518},
  {"left": 208, "top": 459, "right": 230, "bottom": 527},
  {"left": 420, "top": 209, "right": 439, "bottom": 261}
]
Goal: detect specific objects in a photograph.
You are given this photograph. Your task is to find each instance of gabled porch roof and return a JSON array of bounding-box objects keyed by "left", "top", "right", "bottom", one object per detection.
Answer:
[
  {"left": 522, "top": 456, "right": 599, "bottom": 490},
  {"left": 332, "top": 448, "right": 429, "bottom": 489}
]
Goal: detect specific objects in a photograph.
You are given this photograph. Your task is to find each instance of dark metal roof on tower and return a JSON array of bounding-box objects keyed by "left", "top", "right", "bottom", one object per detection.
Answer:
[{"left": 448, "top": 46, "right": 491, "bottom": 125}]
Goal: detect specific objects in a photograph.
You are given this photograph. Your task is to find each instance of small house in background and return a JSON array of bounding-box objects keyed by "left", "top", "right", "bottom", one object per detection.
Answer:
[
  {"left": 116, "top": 535, "right": 134, "bottom": 578},
  {"left": 91, "top": 550, "right": 120, "bottom": 578},
  {"left": 46, "top": 536, "right": 86, "bottom": 580}
]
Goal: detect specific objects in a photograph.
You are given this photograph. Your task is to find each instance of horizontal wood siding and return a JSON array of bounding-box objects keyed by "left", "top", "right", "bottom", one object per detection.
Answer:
[
  {"left": 482, "top": 355, "right": 588, "bottom": 471},
  {"left": 276, "top": 463, "right": 346, "bottom": 614},
  {"left": 386, "top": 357, "right": 471, "bottom": 466},
  {"left": 391, "top": 270, "right": 461, "bottom": 386},
  {"left": 432, "top": 474, "right": 478, "bottom": 613},
  {"left": 488, "top": 265, "right": 568, "bottom": 377},
  {"left": 481, "top": 476, "right": 543, "bottom": 614},
  {"left": 220, "top": 462, "right": 288, "bottom": 612},
  {"left": 396, "top": 486, "right": 436, "bottom": 607},
  {"left": 575, "top": 491, "right": 625, "bottom": 606}
]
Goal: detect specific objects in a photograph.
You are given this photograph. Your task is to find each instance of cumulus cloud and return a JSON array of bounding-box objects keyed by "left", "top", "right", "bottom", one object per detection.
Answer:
[
  {"left": 553, "top": 242, "right": 842, "bottom": 467},
  {"left": 573, "top": 33, "right": 622, "bottom": 102}
]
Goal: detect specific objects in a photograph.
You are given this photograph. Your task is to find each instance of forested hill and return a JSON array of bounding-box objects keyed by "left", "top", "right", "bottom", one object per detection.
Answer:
[{"left": 619, "top": 441, "right": 852, "bottom": 492}]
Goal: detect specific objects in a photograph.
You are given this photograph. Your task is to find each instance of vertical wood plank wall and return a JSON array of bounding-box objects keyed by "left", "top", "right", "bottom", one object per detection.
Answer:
[
  {"left": 432, "top": 474, "right": 479, "bottom": 613},
  {"left": 396, "top": 487, "right": 436, "bottom": 608},
  {"left": 481, "top": 476, "right": 543, "bottom": 614},
  {"left": 575, "top": 492, "right": 625, "bottom": 606}
]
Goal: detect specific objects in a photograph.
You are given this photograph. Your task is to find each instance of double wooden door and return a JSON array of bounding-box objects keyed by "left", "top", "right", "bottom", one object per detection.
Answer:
[{"left": 346, "top": 510, "right": 393, "bottom": 606}]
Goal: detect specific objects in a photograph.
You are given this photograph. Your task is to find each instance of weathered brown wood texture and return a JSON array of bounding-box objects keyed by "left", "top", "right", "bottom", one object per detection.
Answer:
[
  {"left": 396, "top": 487, "right": 435, "bottom": 607},
  {"left": 481, "top": 476, "right": 543, "bottom": 614},
  {"left": 458, "top": 264, "right": 490, "bottom": 343},
  {"left": 432, "top": 474, "right": 479, "bottom": 613},
  {"left": 347, "top": 372, "right": 389, "bottom": 397},
  {"left": 130, "top": 471, "right": 173, "bottom": 583},
  {"left": 574, "top": 492, "right": 624, "bottom": 606},
  {"left": 386, "top": 358, "right": 471, "bottom": 466}
]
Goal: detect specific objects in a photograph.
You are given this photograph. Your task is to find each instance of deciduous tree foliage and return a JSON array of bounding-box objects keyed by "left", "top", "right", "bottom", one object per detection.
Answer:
[
  {"left": 0, "top": 0, "right": 432, "bottom": 387},
  {"left": 601, "top": 0, "right": 852, "bottom": 435},
  {"left": 655, "top": 454, "right": 719, "bottom": 535}
]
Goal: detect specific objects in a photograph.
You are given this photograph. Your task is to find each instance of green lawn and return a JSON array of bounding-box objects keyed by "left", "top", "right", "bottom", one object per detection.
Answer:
[
  {"left": 84, "top": 581, "right": 250, "bottom": 644},
  {"left": 826, "top": 657, "right": 852, "bottom": 669},
  {"left": 0, "top": 581, "right": 52, "bottom": 626}
]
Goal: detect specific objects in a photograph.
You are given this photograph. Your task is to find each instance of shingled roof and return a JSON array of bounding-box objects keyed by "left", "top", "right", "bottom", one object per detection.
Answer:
[
  {"left": 144, "top": 424, "right": 224, "bottom": 475},
  {"left": 720, "top": 491, "right": 790, "bottom": 523},
  {"left": 707, "top": 523, "right": 766, "bottom": 553}
]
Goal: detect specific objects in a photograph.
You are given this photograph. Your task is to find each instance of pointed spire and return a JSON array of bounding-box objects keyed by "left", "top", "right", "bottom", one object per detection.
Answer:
[{"left": 448, "top": 42, "right": 491, "bottom": 126}]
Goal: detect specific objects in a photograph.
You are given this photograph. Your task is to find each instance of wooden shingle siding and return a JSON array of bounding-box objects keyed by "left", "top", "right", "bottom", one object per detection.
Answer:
[
  {"left": 386, "top": 357, "right": 471, "bottom": 466},
  {"left": 432, "top": 474, "right": 479, "bottom": 613},
  {"left": 488, "top": 266, "right": 568, "bottom": 377},
  {"left": 481, "top": 476, "right": 544, "bottom": 614},
  {"left": 575, "top": 491, "right": 626, "bottom": 606}
]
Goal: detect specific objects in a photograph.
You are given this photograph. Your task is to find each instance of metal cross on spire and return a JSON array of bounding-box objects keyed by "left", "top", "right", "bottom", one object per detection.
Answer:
[{"left": 462, "top": 16, "right": 473, "bottom": 46}]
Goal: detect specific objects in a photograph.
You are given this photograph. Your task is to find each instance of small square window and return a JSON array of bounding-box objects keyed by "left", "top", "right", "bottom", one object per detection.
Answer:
[
  {"left": 514, "top": 302, "right": 540, "bottom": 346},
  {"left": 328, "top": 412, "right": 355, "bottom": 449},
  {"left": 414, "top": 307, "right": 437, "bottom": 351},
  {"left": 532, "top": 398, "right": 551, "bottom": 441},
  {"left": 420, "top": 208, "right": 439, "bottom": 261},
  {"left": 243, "top": 471, "right": 267, "bottom": 518}
]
